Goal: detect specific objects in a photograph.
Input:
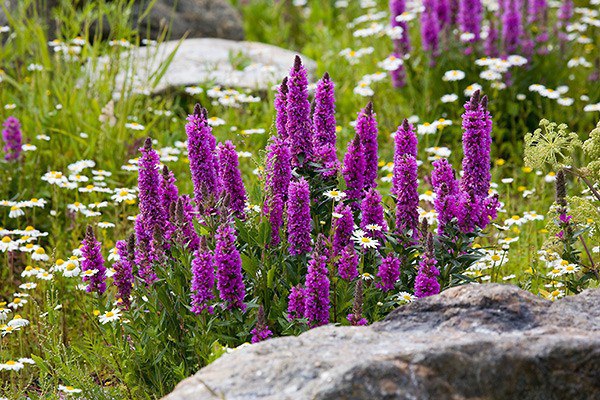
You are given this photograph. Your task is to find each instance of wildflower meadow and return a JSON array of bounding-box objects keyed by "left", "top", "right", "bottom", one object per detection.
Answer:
[{"left": 0, "top": 0, "right": 599, "bottom": 398}]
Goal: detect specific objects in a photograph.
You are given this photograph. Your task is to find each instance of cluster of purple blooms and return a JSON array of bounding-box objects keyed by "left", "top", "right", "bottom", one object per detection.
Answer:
[
  {"left": 388, "top": 0, "right": 574, "bottom": 84},
  {"left": 2, "top": 116, "right": 22, "bottom": 162},
  {"left": 80, "top": 56, "right": 497, "bottom": 344}
]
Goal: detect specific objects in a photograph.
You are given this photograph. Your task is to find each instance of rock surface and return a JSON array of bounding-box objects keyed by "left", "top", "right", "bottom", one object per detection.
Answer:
[
  {"left": 164, "top": 284, "right": 600, "bottom": 400},
  {"left": 1, "top": 0, "right": 243, "bottom": 41},
  {"left": 103, "top": 38, "right": 317, "bottom": 94}
]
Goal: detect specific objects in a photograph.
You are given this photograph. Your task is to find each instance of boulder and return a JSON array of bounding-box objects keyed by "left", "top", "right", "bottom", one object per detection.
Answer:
[
  {"left": 131, "top": 0, "right": 244, "bottom": 41},
  {"left": 0, "top": 0, "right": 243, "bottom": 41},
  {"left": 102, "top": 38, "right": 317, "bottom": 94},
  {"left": 164, "top": 284, "right": 600, "bottom": 400}
]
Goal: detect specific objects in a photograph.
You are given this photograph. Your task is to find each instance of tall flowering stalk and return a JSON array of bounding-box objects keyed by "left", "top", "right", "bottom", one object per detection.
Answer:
[
  {"left": 264, "top": 137, "right": 292, "bottom": 245},
  {"left": 376, "top": 254, "right": 401, "bottom": 292},
  {"left": 460, "top": 92, "right": 498, "bottom": 230},
  {"left": 274, "top": 77, "right": 289, "bottom": 140},
  {"left": 332, "top": 203, "right": 354, "bottom": 253},
  {"left": 502, "top": 0, "right": 522, "bottom": 54},
  {"left": 360, "top": 188, "right": 387, "bottom": 238},
  {"left": 458, "top": 0, "right": 482, "bottom": 47},
  {"left": 485, "top": 18, "right": 499, "bottom": 57},
  {"left": 113, "top": 236, "right": 134, "bottom": 308},
  {"left": 394, "top": 119, "right": 418, "bottom": 159},
  {"left": 190, "top": 239, "right": 216, "bottom": 315},
  {"left": 286, "top": 56, "right": 313, "bottom": 168},
  {"left": 161, "top": 166, "right": 179, "bottom": 222},
  {"left": 138, "top": 138, "right": 167, "bottom": 236},
  {"left": 2, "top": 116, "right": 22, "bottom": 162},
  {"left": 421, "top": 0, "right": 440, "bottom": 62},
  {"left": 431, "top": 158, "right": 464, "bottom": 233},
  {"left": 186, "top": 104, "right": 221, "bottom": 208},
  {"left": 312, "top": 72, "right": 339, "bottom": 177},
  {"left": 304, "top": 236, "right": 330, "bottom": 327},
  {"left": 286, "top": 177, "right": 312, "bottom": 255},
  {"left": 436, "top": 0, "right": 452, "bottom": 30},
  {"left": 342, "top": 135, "right": 366, "bottom": 204},
  {"left": 217, "top": 141, "right": 247, "bottom": 218},
  {"left": 251, "top": 305, "right": 273, "bottom": 343},
  {"left": 287, "top": 284, "right": 306, "bottom": 320},
  {"left": 337, "top": 243, "right": 359, "bottom": 281},
  {"left": 356, "top": 102, "right": 379, "bottom": 190},
  {"left": 392, "top": 154, "right": 419, "bottom": 237},
  {"left": 173, "top": 196, "right": 200, "bottom": 252},
  {"left": 414, "top": 234, "right": 441, "bottom": 298},
  {"left": 81, "top": 226, "right": 107, "bottom": 295},
  {"left": 215, "top": 222, "right": 246, "bottom": 311},
  {"left": 347, "top": 279, "right": 368, "bottom": 326}
]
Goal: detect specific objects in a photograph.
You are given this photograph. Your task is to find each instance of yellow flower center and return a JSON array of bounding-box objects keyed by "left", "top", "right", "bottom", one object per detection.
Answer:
[
  {"left": 35, "top": 248, "right": 45, "bottom": 254},
  {"left": 6, "top": 360, "right": 15, "bottom": 365},
  {"left": 105, "top": 312, "right": 114, "bottom": 318},
  {"left": 13, "top": 298, "right": 21, "bottom": 304},
  {"left": 1, "top": 236, "right": 11, "bottom": 243},
  {"left": 66, "top": 263, "right": 76, "bottom": 271}
]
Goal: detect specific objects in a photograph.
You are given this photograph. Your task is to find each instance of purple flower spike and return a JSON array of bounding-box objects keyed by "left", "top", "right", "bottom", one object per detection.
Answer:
[
  {"left": 502, "top": 0, "right": 522, "bottom": 54},
  {"left": 342, "top": 135, "right": 366, "bottom": 204},
  {"left": 287, "top": 177, "right": 313, "bottom": 256},
  {"left": 337, "top": 244, "right": 359, "bottom": 281},
  {"left": 356, "top": 102, "right": 379, "bottom": 190},
  {"left": 215, "top": 222, "right": 246, "bottom": 311},
  {"left": 360, "top": 188, "right": 388, "bottom": 238},
  {"left": 414, "top": 234, "right": 441, "bottom": 297},
  {"left": 113, "top": 236, "right": 134, "bottom": 308},
  {"left": 421, "top": 0, "right": 440, "bottom": 60},
  {"left": 286, "top": 56, "right": 313, "bottom": 168},
  {"left": 431, "top": 158, "right": 463, "bottom": 233},
  {"left": 81, "top": 226, "right": 107, "bottom": 295},
  {"left": 304, "top": 236, "right": 330, "bottom": 328},
  {"left": 460, "top": 91, "right": 492, "bottom": 200},
  {"left": 185, "top": 104, "right": 221, "bottom": 208},
  {"left": 333, "top": 203, "right": 354, "bottom": 253},
  {"left": 458, "top": 0, "right": 482, "bottom": 42},
  {"left": 394, "top": 118, "right": 418, "bottom": 159},
  {"left": 313, "top": 72, "right": 340, "bottom": 177},
  {"left": 2, "top": 116, "right": 22, "bottom": 162},
  {"left": 376, "top": 254, "right": 401, "bottom": 292},
  {"left": 218, "top": 141, "right": 247, "bottom": 218},
  {"left": 190, "top": 240, "right": 215, "bottom": 315},
  {"left": 275, "top": 77, "right": 289, "bottom": 140},
  {"left": 264, "top": 136, "right": 292, "bottom": 246},
  {"left": 138, "top": 138, "right": 167, "bottom": 239},
  {"left": 392, "top": 154, "right": 419, "bottom": 237},
  {"left": 287, "top": 284, "right": 306, "bottom": 320},
  {"left": 251, "top": 305, "right": 273, "bottom": 343}
]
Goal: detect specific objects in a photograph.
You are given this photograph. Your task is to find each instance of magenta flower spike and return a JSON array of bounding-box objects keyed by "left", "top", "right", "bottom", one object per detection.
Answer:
[
  {"left": 264, "top": 136, "right": 292, "bottom": 246},
  {"left": 355, "top": 102, "right": 379, "bottom": 190},
  {"left": 81, "top": 226, "right": 107, "bottom": 295},
  {"left": 215, "top": 222, "right": 246, "bottom": 311},
  {"left": 286, "top": 177, "right": 313, "bottom": 255},
  {"left": 2, "top": 116, "right": 22, "bottom": 162},
  {"left": 286, "top": 56, "right": 313, "bottom": 168},
  {"left": 217, "top": 140, "right": 248, "bottom": 219}
]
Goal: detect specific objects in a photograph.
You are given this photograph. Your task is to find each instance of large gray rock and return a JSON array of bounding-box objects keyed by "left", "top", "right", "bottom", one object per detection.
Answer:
[
  {"left": 164, "top": 284, "right": 600, "bottom": 400},
  {"left": 102, "top": 38, "right": 317, "bottom": 94},
  {"left": 131, "top": 0, "right": 244, "bottom": 41},
  {"left": 0, "top": 0, "right": 243, "bottom": 41}
]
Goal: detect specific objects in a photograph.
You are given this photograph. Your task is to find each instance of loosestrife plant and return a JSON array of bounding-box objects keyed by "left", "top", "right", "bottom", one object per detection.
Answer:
[{"left": 78, "top": 57, "right": 498, "bottom": 395}]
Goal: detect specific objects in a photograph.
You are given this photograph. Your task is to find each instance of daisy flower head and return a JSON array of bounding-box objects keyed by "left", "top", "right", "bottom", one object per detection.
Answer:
[
  {"left": 98, "top": 308, "right": 122, "bottom": 324},
  {"left": 351, "top": 229, "right": 380, "bottom": 249},
  {"left": 323, "top": 190, "right": 347, "bottom": 201}
]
